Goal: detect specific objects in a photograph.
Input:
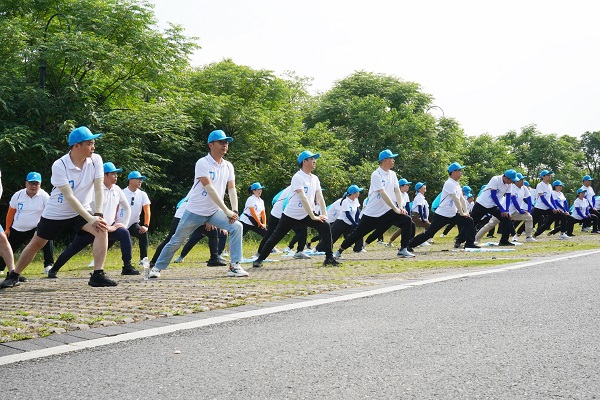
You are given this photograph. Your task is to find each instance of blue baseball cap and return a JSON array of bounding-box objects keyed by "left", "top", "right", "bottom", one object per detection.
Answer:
[
  {"left": 462, "top": 185, "right": 472, "bottom": 195},
  {"left": 523, "top": 180, "right": 530, "bottom": 187},
  {"left": 582, "top": 175, "right": 593, "bottom": 181},
  {"left": 68, "top": 126, "right": 102, "bottom": 146},
  {"left": 127, "top": 171, "right": 146, "bottom": 181},
  {"left": 516, "top": 173, "right": 527, "bottom": 180},
  {"left": 415, "top": 182, "right": 426, "bottom": 191},
  {"left": 250, "top": 182, "right": 265, "bottom": 190},
  {"left": 539, "top": 169, "right": 553, "bottom": 178},
  {"left": 552, "top": 180, "right": 564, "bottom": 187},
  {"left": 103, "top": 162, "right": 123, "bottom": 173},
  {"left": 298, "top": 150, "right": 321, "bottom": 164},
  {"left": 504, "top": 169, "right": 520, "bottom": 182},
  {"left": 207, "top": 129, "right": 233, "bottom": 143},
  {"left": 398, "top": 178, "right": 412, "bottom": 186},
  {"left": 347, "top": 184, "right": 364, "bottom": 195},
  {"left": 378, "top": 149, "right": 398, "bottom": 162},
  {"left": 577, "top": 188, "right": 587, "bottom": 194},
  {"left": 26, "top": 172, "right": 42, "bottom": 183},
  {"left": 448, "top": 162, "right": 466, "bottom": 173}
]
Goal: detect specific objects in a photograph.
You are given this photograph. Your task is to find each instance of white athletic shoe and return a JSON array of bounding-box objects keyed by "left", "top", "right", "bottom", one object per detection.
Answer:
[
  {"left": 377, "top": 240, "right": 385, "bottom": 245},
  {"left": 271, "top": 247, "right": 282, "bottom": 254},
  {"left": 420, "top": 241, "right": 431, "bottom": 246},
  {"left": 174, "top": 256, "right": 184, "bottom": 263},
  {"left": 149, "top": 267, "right": 161, "bottom": 278},
  {"left": 252, "top": 252, "right": 260, "bottom": 259},
  {"left": 439, "top": 233, "right": 446, "bottom": 238},
  {"left": 227, "top": 263, "right": 249, "bottom": 277},
  {"left": 293, "top": 251, "right": 311, "bottom": 259},
  {"left": 558, "top": 233, "right": 570, "bottom": 240},
  {"left": 87, "top": 260, "right": 95, "bottom": 268},
  {"left": 222, "top": 251, "right": 229, "bottom": 257},
  {"left": 384, "top": 243, "right": 393, "bottom": 248},
  {"left": 44, "top": 264, "right": 53, "bottom": 274},
  {"left": 427, "top": 238, "right": 434, "bottom": 244},
  {"left": 283, "top": 247, "right": 291, "bottom": 253},
  {"left": 397, "top": 248, "right": 415, "bottom": 258},
  {"left": 512, "top": 235, "right": 519, "bottom": 242},
  {"left": 217, "top": 255, "right": 227, "bottom": 263},
  {"left": 525, "top": 236, "right": 537, "bottom": 243},
  {"left": 582, "top": 227, "right": 593, "bottom": 233},
  {"left": 333, "top": 250, "right": 342, "bottom": 259}
]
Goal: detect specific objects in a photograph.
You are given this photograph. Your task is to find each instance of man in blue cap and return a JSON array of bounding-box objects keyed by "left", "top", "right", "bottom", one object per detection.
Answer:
[
  {"left": 532, "top": 169, "right": 562, "bottom": 238},
  {"left": 460, "top": 169, "right": 520, "bottom": 246},
  {"left": 47, "top": 162, "right": 140, "bottom": 278},
  {"left": 333, "top": 149, "right": 414, "bottom": 258},
  {"left": 121, "top": 170, "right": 151, "bottom": 265},
  {"left": 151, "top": 129, "right": 249, "bottom": 278},
  {"left": 253, "top": 150, "right": 339, "bottom": 267},
  {"left": 0, "top": 172, "right": 54, "bottom": 277},
  {"left": 580, "top": 174, "right": 599, "bottom": 231},
  {"left": 1, "top": 126, "right": 116, "bottom": 288},
  {"left": 408, "top": 162, "right": 479, "bottom": 249}
]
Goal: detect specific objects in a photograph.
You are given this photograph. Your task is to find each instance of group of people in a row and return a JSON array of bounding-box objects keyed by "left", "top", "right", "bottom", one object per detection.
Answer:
[{"left": 1, "top": 127, "right": 597, "bottom": 289}]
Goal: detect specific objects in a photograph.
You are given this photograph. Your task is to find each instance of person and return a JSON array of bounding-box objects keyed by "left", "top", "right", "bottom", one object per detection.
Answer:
[
  {"left": 119, "top": 171, "right": 151, "bottom": 265},
  {"left": 0, "top": 172, "right": 54, "bottom": 277},
  {"left": 256, "top": 186, "right": 307, "bottom": 258},
  {"left": 461, "top": 169, "right": 519, "bottom": 247},
  {"left": 411, "top": 181, "right": 431, "bottom": 230},
  {"left": 440, "top": 185, "right": 472, "bottom": 237},
  {"left": 0, "top": 170, "right": 16, "bottom": 280},
  {"left": 532, "top": 170, "right": 565, "bottom": 238},
  {"left": 150, "top": 129, "right": 248, "bottom": 278},
  {"left": 239, "top": 182, "right": 269, "bottom": 257},
  {"left": 475, "top": 172, "right": 536, "bottom": 243},
  {"left": 546, "top": 180, "right": 574, "bottom": 238},
  {"left": 408, "top": 162, "right": 479, "bottom": 249},
  {"left": 151, "top": 192, "right": 225, "bottom": 268},
  {"left": 307, "top": 196, "right": 342, "bottom": 250},
  {"left": 333, "top": 149, "right": 414, "bottom": 259},
  {"left": 385, "top": 178, "right": 416, "bottom": 247},
  {"left": 580, "top": 175, "right": 599, "bottom": 231},
  {"left": 47, "top": 162, "right": 139, "bottom": 278},
  {"left": 253, "top": 151, "right": 340, "bottom": 268},
  {"left": 572, "top": 188, "right": 599, "bottom": 233},
  {"left": 1, "top": 126, "right": 115, "bottom": 289},
  {"left": 317, "top": 185, "right": 364, "bottom": 252}
]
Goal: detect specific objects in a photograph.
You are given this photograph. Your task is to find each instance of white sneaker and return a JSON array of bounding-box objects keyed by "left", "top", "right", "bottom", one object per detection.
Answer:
[
  {"left": 333, "top": 250, "right": 342, "bottom": 259},
  {"left": 252, "top": 252, "right": 260, "bottom": 259},
  {"left": 283, "top": 247, "right": 291, "bottom": 253},
  {"left": 357, "top": 248, "right": 367, "bottom": 253},
  {"left": 174, "top": 256, "right": 184, "bottom": 263},
  {"left": 427, "top": 238, "right": 434, "bottom": 244},
  {"left": 149, "top": 267, "right": 161, "bottom": 278},
  {"left": 420, "top": 241, "right": 431, "bottom": 246},
  {"left": 87, "top": 260, "right": 94, "bottom": 268},
  {"left": 582, "top": 227, "right": 592, "bottom": 233},
  {"left": 525, "top": 236, "right": 537, "bottom": 242},
  {"left": 217, "top": 255, "right": 227, "bottom": 263},
  {"left": 44, "top": 264, "right": 53, "bottom": 274},
  {"left": 222, "top": 251, "right": 229, "bottom": 257},
  {"left": 227, "top": 263, "right": 249, "bottom": 277},
  {"left": 384, "top": 243, "right": 392, "bottom": 248},
  {"left": 558, "top": 233, "right": 570, "bottom": 240},
  {"left": 271, "top": 247, "right": 282, "bottom": 254},
  {"left": 377, "top": 240, "right": 385, "bottom": 245},
  {"left": 293, "top": 251, "right": 311, "bottom": 259},
  {"left": 512, "top": 235, "right": 519, "bottom": 242},
  {"left": 397, "top": 248, "right": 415, "bottom": 258},
  {"left": 439, "top": 233, "right": 446, "bottom": 238}
]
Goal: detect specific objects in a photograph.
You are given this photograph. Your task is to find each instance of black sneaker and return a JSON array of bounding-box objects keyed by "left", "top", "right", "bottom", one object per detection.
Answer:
[
  {"left": 252, "top": 260, "right": 263, "bottom": 268},
  {"left": 207, "top": 259, "right": 227, "bottom": 267},
  {"left": 323, "top": 257, "right": 342, "bottom": 266},
  {"left": 89, "top": 271, "right": 118, "bottom": 287},
  {"left": 47, "top": 270, "right": 58, "bottom": 279},
  {"left": 454, "top": 241, "right": 461, "bottom": 249},
  {"left": 498, "top": 241, "right": 515, "bottom": 246},
  {"left": 121, "top": 265, "right": 140, "bottom": 275},
  {"left": 0, "top": 272, "right": 21, "bottom": 289},
  {"left": 18, "top": 275, "right": 28, "bottom": 282},
  {"left": 464, "top": 243, "right": 481, "bottom": 249}
]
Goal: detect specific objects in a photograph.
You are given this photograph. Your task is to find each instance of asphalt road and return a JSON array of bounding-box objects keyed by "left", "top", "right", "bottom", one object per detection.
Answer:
[{"left": 2, "top": 254, "right": 600, "bottom": 399}]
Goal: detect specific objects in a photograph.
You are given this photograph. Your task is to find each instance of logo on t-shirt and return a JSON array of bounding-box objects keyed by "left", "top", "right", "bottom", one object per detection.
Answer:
[{"left": 209, "top": 171, "right": 216, "bottom": 181}]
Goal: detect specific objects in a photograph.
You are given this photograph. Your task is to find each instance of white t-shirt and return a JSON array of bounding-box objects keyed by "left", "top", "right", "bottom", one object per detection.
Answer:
[
  {"left": 92, "top": 184, "right": 128, "bottom": 226},
  {"left": 186, "top": 154, "right": 235, "bottom": 217},
  {"left": 43, "top": 152, "right": 104, "bottom": 220},
  {"left": 327, "top": 198, "right": 343, "bottom": 223},
  {"left": 581, "top": 185, "right": 595, "bottom": 207},
  {"left": 240, "top": 195, "right": 265, "bottom": 225},
  {"left": 411, "top": 192, "right": 429, "bottom": 220},
  {"left": 572, "top": 197, "right": 589, "bottom": 220},
  {"left": 399, "top": 191, "right": 410, "bottom": 212},
  {"left": 476, "top": 175, "right": 512, "bottom": 210},
  {"left": 338, "top": 197, "right": 360, "bottom": 225},
  {"left": 435, "top": 178, "right": 463, "bottom": 218},
  {"left": 466, "top": 198, "right": 474, "bottom": 212},
  {"left": 271, "top": 186, "right": 292, "bottom": 219},
  {"left": 552, "top": 190, "right": 567, "bottom": 211},
  {"left": 9, "top": 189, "right": 50, "bottom": 231},
  {"left": 121, "top": 187, "right": 151, "bottom": 227},
  {"left": 283, "top": 170, "right": 322, "bottom": 220},
  {"left": 362, "top": 168, "right": 399, "bottom": 218},
  {"left": 534, "top": 181, "right": 554, "bottom": 210},
  {"left": 508, "top": 184, "right": 529, "bottom": 214}
]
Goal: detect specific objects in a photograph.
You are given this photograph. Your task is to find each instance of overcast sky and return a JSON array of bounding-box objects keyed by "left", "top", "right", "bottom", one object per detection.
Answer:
[{"left": 151, "top": 0, "right": 599, "bottom": 137}]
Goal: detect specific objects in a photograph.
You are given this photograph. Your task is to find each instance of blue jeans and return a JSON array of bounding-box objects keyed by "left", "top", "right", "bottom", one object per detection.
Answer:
[{"left": 154, "top": 209, "right": 243, "bottom": 270}]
